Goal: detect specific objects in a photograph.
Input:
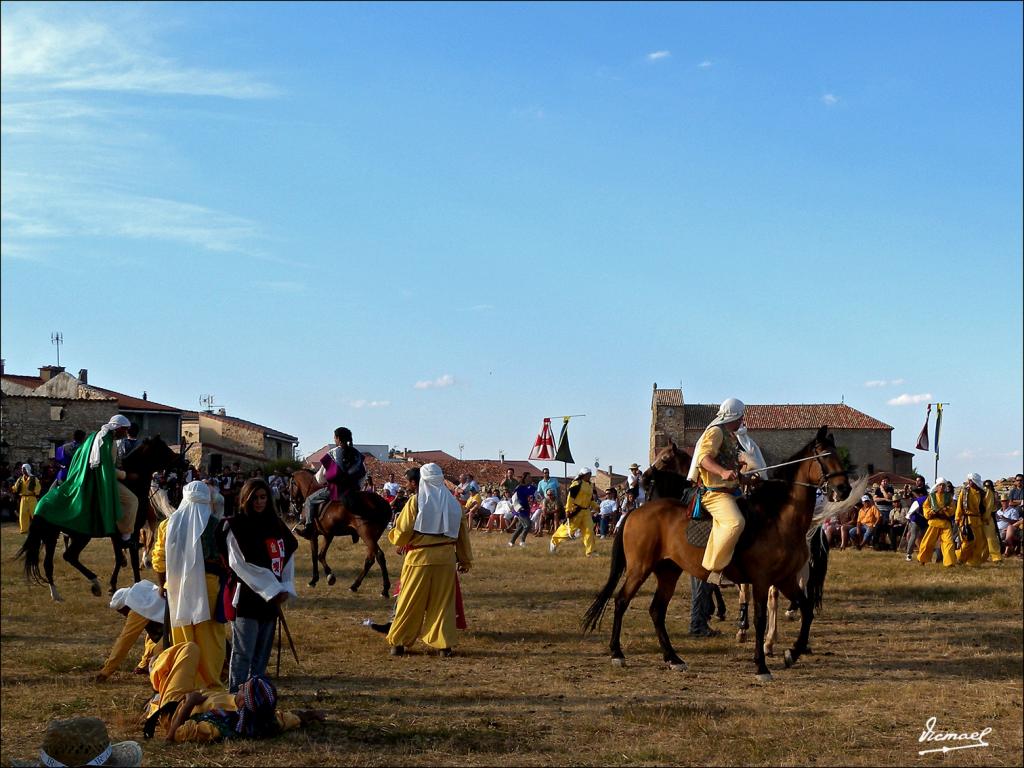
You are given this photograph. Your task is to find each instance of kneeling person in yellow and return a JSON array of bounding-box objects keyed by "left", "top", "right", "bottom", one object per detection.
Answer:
[
  {"left": 387, "top": 464, "right": 472, "bottom": 656},
  {"left": 152, "top": 480, "right": 227, "bottom": 689},
  {"left": 549, "top": 468, "right": 597, "bottom": 556},
  {"left": 916, "top": 478, "right": 958, "bottom": 566},
  {"left": 96, "top": 579, "right": 166, "bottom": 682},
  {"left": 688, "top": 398, "right": 747, "bottom": 586},
  {"left": 144, "top": 642, "right": 323, "bottom": 743},
  {"left": 955, "top": 473, "right": 987, "bottom": 566}
]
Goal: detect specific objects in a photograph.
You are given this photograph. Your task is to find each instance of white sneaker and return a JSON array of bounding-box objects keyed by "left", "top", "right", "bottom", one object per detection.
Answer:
[
  {"left": 508, "top": 541, "right": 514, "bottom": 547},
  {"left": 518, "top": 542, "right": 526, "bottom": 547},
  {"left": 549, "top": 542, "right": 557, "bottom": 554}
]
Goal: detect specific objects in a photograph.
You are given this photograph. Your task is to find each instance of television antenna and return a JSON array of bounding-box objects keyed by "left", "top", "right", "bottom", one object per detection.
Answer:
[
  {"left": 199, "top": 394, "right": 219, "bottom": 412},
  {"left": 51, "top": 332, "right": 63, "bottom": 366},
  {"left": 459, "top": 443, "right": 465, "bottom": 460}
]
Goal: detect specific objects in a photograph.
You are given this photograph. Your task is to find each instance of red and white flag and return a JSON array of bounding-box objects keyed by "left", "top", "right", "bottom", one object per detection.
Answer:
[{"left": 529, "top": 418, "right": 556, "bottom": 460}]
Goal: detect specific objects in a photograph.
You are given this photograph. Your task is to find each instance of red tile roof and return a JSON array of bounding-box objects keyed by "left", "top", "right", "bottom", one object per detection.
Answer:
[
  {"left": 683, "top": 403, "right": 891, "bottom": 431},
  {"left": 182, "top": 410, "right": 296, "bottom": 442},
  {"left": 87, "top": 386, "right": 181, "bottom": 413},
  {"left": 406, "top": 450, "right": 459, "bottom": 464},
  {"left": 1, "top": 374, "right": 46, "bottom": 389},
  {"left": 653, "top": 389, "right": 683, "bottom": 406}
]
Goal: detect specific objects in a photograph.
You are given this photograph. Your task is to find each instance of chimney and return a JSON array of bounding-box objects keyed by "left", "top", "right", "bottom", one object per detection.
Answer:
[
  {"left": 217, "top": 407, "right": 226, "bottom": 416},
  {"left": 38, "top": 365, "right": 65, "bottom": 382},
  {"left": 77, "top": 368, "right": 88, "bottom": 384},
  {"left": 142, "top": 391, "right": 148, "bottom": 401}
]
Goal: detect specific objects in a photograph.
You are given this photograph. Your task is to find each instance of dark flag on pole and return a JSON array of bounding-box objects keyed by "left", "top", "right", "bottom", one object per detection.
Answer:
[
  {"left": 934, "top": 403, "right": 943, "bottom": 458},
  {"left": 554, "top": 417, "right": 575, "bottom": 464},
  {"left": 915, "top": 404, "right": 931, "bottom": 451}
]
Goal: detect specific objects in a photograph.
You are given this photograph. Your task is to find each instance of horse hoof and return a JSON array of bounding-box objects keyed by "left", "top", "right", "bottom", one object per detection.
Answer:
[
  {"left": 49, "top": 586, "right": 63, "bottom": 603},
  {"left": 380, "top": 590, "right": 389, "bottom": 599},
  {"left": 784, "top": 650, "right": 795, "bottom": 668},
  {"left": 668, "top": 660, "right": 688, "bottom": 672},
  {"left": 611, "top": 657, "right": 626, "bottom": 668},
  {"left": 308, "top": 579, "right": 318, "bottom": 588},
  {"left": 349, "top": 585, "right": 359, "bottom": 593},
  {"left": 90, "top": 579, "right": 102, "bottom": 597},
  {"left": 327, "top": 574, "right": 336, "bottom": 586},
  {"left": 736, "top": 630, "right": 748, "bottom": 643},
  {"left": 756, "top": 672, "right": 773, "bottom": 682}
]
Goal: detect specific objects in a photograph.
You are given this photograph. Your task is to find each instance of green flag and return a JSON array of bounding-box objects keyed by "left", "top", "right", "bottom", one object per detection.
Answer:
[{"left": 554, "top": 417, "right": 575, "bottom": 464}]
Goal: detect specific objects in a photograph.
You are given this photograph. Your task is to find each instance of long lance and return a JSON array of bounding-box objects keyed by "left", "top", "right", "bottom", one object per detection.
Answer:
[
  {"left": 276, "top": 603, "right": 301, "bottom": 676},
  {"left": 739, "top": 452, "right": 832, "bottom": 477}
]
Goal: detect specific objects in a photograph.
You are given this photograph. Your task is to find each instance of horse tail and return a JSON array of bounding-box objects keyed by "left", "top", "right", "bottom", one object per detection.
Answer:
[
  {"left": 15, "top": 515, "right": 55, "bottom": 584},
  {"left": 805, "top": 524, "right": 829, "bottom": 613},
  {"left": 581, "top": 524, "right": 627, "bottom": 635}
]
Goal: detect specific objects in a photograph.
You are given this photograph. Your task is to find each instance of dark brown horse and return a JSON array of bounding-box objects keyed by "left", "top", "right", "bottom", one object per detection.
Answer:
[
  {"left": 17, "top": 436, "right": 183, "bottom": 602},
  {"left": 582, "top": 426, "right": 858, "bottom": 680},
  {"left": 289, "top": 469, "right": 392, "bottom": 597}
]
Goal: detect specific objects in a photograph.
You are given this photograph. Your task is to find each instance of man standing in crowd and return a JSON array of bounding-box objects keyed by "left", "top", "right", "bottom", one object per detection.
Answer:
[
  {"left": 11, "top": 463, "right": 42, "bottom": 534},
  {"left": 535, "top": 467, "right": 560, "bottom": 506},
  {"left": 955, "top": 472, "right": 987, "bottom": 566},
  {"left": 625, "top": 463, "right": 646, "bottom": 505},
  {"left": 917, "top": 478, "right": 957, "bottom": 567}
]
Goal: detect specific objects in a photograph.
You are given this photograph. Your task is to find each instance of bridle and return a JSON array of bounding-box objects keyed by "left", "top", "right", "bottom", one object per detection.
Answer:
[{"left": 792, "top": 447, "right": 848, "bottom": 500}]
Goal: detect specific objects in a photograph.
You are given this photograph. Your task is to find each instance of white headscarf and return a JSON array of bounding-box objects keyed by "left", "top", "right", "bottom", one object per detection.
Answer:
[
  {"left": 575, "top": 467, "right": 593, "bottom": 479},
  {"left": 688, "top": 398, "right": 745, "bottom": 482},
  {"left": 967, "top": 472, "right": 983, "bottom": 489},
  {"left": 164, "top": 481, "right": 213, "bottom": 628},
  {"left": 21, "top": 463, "right": 33, "bottom": 476},
  {"left": 736, "top": 425, "right": 767, "bottom": 480},
  {"left": 109, "top": 579, "right": 165, "bottom": 623},
  {"left": 89, "top": 414, "right": 131, "bottom": 468},
  {"left": 413, "top": 463, "right": 462, "bottom": 539}
]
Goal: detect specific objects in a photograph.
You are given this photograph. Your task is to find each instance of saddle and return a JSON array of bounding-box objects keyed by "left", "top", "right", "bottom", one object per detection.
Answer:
[{"left": 680, "top": 488, "right": 755, "bottom": 550}]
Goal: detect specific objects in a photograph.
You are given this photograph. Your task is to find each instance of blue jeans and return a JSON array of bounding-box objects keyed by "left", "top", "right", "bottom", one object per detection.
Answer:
[
  {"left": 229, "top": 616, "right": 276, "bottom": 693},
  {"left": 689, "top": 576, "right": 713, "bottom": 634}
]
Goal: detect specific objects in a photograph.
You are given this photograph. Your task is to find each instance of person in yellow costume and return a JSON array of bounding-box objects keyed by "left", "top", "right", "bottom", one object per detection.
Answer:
[
  {"left": 152, "top": 481, "right": 227, "bottom": 688},
  {"left": 955, "top": 473, "right": 988, "bottom": 566},
  {"left": 548, "top": 467, "right": 597, "bottom": 556},
  {"left": 11, "top": 463, "right": 42, "bottom": 534},
  {"left": 96, "top": 579, "right": 166, "bottom": 682},
  {"left": 916, "top": 477, "right": 958, "bottom": 566},
  {"left": 386, "top": 464, "right": 472, "bottom": 657},
  {"left": 687, "top": 398, "right": 747, "bottom": 585},
  {"left": 977, "top": 479, "right": 1004, "bottom": 564}
]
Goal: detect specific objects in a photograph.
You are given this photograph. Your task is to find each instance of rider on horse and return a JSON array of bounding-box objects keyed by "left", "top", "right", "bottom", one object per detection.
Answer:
[
  {"left": 34, "top": 414, "right": 136, "bottom": 539},
  {"left": 293, "top": 426, "right": 366, "bottom": 539}
]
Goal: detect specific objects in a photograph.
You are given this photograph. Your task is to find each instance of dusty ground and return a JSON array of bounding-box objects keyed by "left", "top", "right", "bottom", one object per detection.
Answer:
[{"left": 1, "top": 522, "right": 1021, "bottom": 766}]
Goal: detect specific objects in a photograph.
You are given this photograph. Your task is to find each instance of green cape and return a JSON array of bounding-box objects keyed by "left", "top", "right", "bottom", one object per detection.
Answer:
[{"left": 34, "top": 430, "right": 121, "bottom": 537}]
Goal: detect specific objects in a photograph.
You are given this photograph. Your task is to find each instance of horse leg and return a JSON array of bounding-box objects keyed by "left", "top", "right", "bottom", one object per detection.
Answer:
[
  {"left": 374, "top": 544, "right": 390, "bottom": 598},
  {"left": 609, "top": 565, "right": 650, "bottom": 667},
  {"left": 752, "top": 583, "right": 772, "bottom": 681},
  {"left": 129, "top": 534, "right": 142, "bottom": 584},
  {"left": 649, "top": 561, "right": 686, "bottom": 670},
  {"left": 764, "top": 585, "right": 778, "bottom": 657},
  {"left": 63, "top": 535, "right": 101, "bottom": 596},
  {"left": 308, "top": 532, "right": 320, "bottom": 587},
  {"left": 43, "top": 531, "right": 62, "bottom": 602},
  {"left": 350, "top": 533, "right": 375, "bottom": 592},
  {"left": 712, "top": 584, "right": 726, "bottom": 620},
  {"left": 778, "top": 575, "right": 813, "bottom": 668},
  {"left": 109, "top": 536, "right": 122, "bottom": 594},
  {"left": 320, "top": 535, "right": 336, "bottom": 586},
  {"left": 737, "top": 583, "right": 750, "bottom": 642}
]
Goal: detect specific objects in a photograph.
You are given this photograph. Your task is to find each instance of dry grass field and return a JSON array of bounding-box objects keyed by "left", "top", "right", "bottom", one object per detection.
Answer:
[{"left": 1, "top": 521, "right": 1021, "bottom": 767}]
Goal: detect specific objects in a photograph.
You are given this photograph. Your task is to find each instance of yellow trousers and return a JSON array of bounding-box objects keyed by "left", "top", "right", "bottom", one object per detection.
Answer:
[
  {"left": 550, "top": 511, "right": 595, "bottom": 556},
  {"left": 387, "top": 562, "right": 457, "bottom": 650},
  {"left": 957, "top": 515, "right": 986, "bottom": 566},
  {"left": 19, "top": 495, "right": 38, "bottom": 534},
  {"left": 701, "top": 491, "right": 745, "bottom": 572},
  {"left": 100, "top": 609, "right": 159, "bottom": 677},
  {"left": 169, "top": 574, "right": 225, "bottom": 689},
  {"left": 116, "top": 481, "right": 138, "bottom": 537},
  {"left": 917, "top": 522, "right": 957, "bottom": 566},
  {"left": 977, "top": 518, "right": 1003, "bottom": 563}
]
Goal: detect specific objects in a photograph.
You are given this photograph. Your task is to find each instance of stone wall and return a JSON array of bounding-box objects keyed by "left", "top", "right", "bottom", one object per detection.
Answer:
[
  {"left": 210, "top": 417, "right": 264, "bottom": 455},
  {"left": 1, "top": 395, "right": 118, "bottom": 466},
  {"left": 649, "top": 404, "right": 686, "bottom": 463}
]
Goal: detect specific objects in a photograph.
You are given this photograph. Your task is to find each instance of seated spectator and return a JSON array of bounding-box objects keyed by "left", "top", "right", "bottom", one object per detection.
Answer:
[
  {"left": 873, "top": 479, "right": 895, "bottom": 550},
  {"left": 995, "top": 495, "right": 1021, "bottom": 556},
  {"left": 485, "top": 493, "right": 513, "bottom": 533},
  {"left": 598, "top": 489, "right": 617, "bottom": 538},
  {"left": 539, "top": 489, "right": 563, "bottom": 535},
  {"left": 888, "top": 493, "right": 907, "bottom": 552},
  {"left": 476, "top": 491, "right": 499, "bottom": 530},
  {"left": 852, "top": 495, "right": 881, "bottom": 549},
  {"left": 839, "top": 501, "right": 861, "bottom": 551},
  {"left": 464, "top": 490, "right": 483, "bottom": 526},
  {"left": 822, "top": 513, "right": 842, "bottom": 549}
]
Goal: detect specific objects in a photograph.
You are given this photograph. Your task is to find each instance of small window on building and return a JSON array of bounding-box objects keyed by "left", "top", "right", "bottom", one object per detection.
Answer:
[{"left": 49, "top": 405, "right": 65, "bottom": 421}]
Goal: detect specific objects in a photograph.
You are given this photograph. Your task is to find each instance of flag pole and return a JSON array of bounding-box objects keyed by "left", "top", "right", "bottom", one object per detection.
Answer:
[{"left": 933, "top": 402, "right": 949, "bottom": 483}]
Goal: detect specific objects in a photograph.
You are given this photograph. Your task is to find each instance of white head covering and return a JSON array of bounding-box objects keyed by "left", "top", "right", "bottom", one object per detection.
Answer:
[
  {"left": 164, "top": 481, "right": 213, "bottom": 628},
  {"left": 21, "top": 463, "right": 33, "bottom": 476},
  {"left": 933, "top": 477, "right": 947, "bottom": 491},
  {"left": 861, "top": 494, "right": 872, "bottom": 503},
  {"left": 967, "top": 472, "right": 982, "bottom": 488},
  {"left": 575, "top": 467, "right": 592, "bottom": 479},
  {"left": 687, "top": 398, "right": 745, "bottom": 482},
  {"left": 413, "top": 463, "right": 462, "bottom": 539},
  {"left": 735, "top": 425, "right": 767, "bottom": 480},
  {"left": 88, "top": 414, "right": 132, "bottom": 468},
  {"left": 109, "top": 579, "right": 165, "bottom": 623}
]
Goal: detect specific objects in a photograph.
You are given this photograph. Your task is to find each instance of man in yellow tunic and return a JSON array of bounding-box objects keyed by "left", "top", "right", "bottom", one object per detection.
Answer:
[
  {"left": 916, "top": 478, "right": 958, "bottom": 567},
  {"left": 688, "top": 398, "right": 747, "bottom": 585},
  {"left": 977, "top": 479, "right": 1004, "bottom": 564},
  {"left": 548, "top": 468, "right": 597, "bottom": 556},
  {"left": 387, "top": 464, "right": 472, "bottom": 657},
  {"left": 96, "top": 579, "right": 165, "bottom": 682},
  {"left": 152, "top": 481, "right": 227, "bottom": 688},
  {"left": 11, "top": 463, "right": 42, "bottom": 534},
  {"left": 955, "top": 473, "right": 988, "bottom": 566}
]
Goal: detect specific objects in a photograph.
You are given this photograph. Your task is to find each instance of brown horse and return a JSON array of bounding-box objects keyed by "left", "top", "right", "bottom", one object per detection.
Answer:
[
  {"left": 582, "top": 426, "right": 858, "bottom": 680},
  {"left": 289, "top": 469, "right": 392, "bottom": 597}
]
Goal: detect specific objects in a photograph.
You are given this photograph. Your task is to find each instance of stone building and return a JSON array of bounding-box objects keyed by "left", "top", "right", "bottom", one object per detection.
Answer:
[
  {"left": 181, "top": 409, "right": 298, "bottom": 473},
  {"left": 649, "top": 384, "right": 903, "bottom": 477}
]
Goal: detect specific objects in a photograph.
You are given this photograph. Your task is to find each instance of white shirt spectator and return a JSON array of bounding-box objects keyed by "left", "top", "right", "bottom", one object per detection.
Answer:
[
  {"left": 383, "top": 481, "right": 402, "bottom": 498},
  {"left": 599, "top": 499, "right": 618, "bottom": 518},
  {"left": 481, "top": 494, "right": 499, "bottom": 512}
]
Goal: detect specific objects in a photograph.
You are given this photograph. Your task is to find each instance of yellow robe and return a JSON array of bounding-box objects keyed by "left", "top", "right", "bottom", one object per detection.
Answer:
[
  {"left": 955, "top": 485, "right": 986, "bottom": 566},
  {"left": 978, "top": 488, "right": 1003, "bottom": 563},
  {"left": 550, "top": 479, "right": 596, "bottom": 556},
  {"left": 917, "top": 492, "right": 957, "bottom": 567},
  {"left": 99, "top": 609, "right": 159, "bottom": 678},
  {"left": 694, "top": 426, "right": 745, "bottom": 572},
  {"left": 386, "top": 494, "right": 473, "bottom": 651},
  {"left": 152, "top": 518, "right": 227, "bottom": 689},
  {"left": 12, "top": 475, "right": 42, "bottom": 534}
]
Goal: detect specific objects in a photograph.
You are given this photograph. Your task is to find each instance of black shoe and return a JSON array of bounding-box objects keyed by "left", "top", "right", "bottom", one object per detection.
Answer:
[
  {"left": 389, "top": 645, "right": 405, "bottom": 657},
  {"left": 438, "top": 648, "right": 454, "bottom": 658}
]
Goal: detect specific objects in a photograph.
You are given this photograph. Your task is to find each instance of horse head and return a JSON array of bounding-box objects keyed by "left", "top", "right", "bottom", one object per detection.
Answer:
[
  {"left": 123, "top": 435, "right": 180, "bottom": 475},
  {"left": 808, "top": 425, "right": 852, "bottom": 502},
  {"left": 648, "top": 439, "right": 692, "bottom": 476}
]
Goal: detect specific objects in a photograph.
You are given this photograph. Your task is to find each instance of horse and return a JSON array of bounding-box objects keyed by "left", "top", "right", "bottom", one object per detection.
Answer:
[
  {"left": 582, "top": 425, "right": 859, "bottom": 680},
  {"left": 288, "top": 469, "right": 392, "bottom": 597},
  {"left": 17, "top": 436, "right": 183, "bottom": 602}
]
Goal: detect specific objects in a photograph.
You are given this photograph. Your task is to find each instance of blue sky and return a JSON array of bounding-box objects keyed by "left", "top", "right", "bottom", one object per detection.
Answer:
[{"left": 2, "top": 1, "right": 1021, "bottom": 482}]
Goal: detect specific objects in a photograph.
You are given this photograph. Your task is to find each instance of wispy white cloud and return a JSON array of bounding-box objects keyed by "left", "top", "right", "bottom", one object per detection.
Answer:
[
  {"left": 698, "top": 60, "right": 713, "bottom": 69},
  {"left": 887, "top": 393, "right": 932, "bottom": 406},
  {"left": 0, "top": 11, "right": 278, "bottom": 99},
  {"left": 822, "top": 93, "right": 839, "bottom": 106},
  {"left": 350, "top": 399, "right": 390, "bottom": 409},
  {"left": 647, "top": 51, "right": 671, "bottom": 62},
  {"left": 414, "top": 374, "right": 455, "bottom": 390},
  {"left": 865, "top": 378, "right": 906, "bottom": 388}
]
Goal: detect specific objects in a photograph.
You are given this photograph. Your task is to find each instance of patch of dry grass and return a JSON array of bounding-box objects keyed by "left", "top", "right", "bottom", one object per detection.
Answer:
[{"left": 1, "top": 523, "right": 1021, "bottom": 766}]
